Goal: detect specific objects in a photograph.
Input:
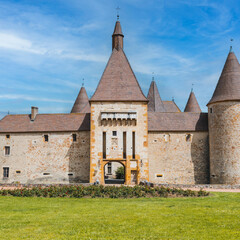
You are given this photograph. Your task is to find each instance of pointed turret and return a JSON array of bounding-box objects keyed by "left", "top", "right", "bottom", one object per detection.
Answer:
[
  {"left": 208, "top": 51, "right": 240, "bottom": 105},
  {"left": 112, "top": 20, "right": 124, "bottom": 50},
  {"left": 71, "top": 87, "right": 90, "bottom": 113},
  {"left": 184, "top": 91, "right": 201, "bottom": 113},
  {"left": 147, "top": 80, "right": 165, "bottom": 112},
  {"left": 90, "top": 21, "right": 147, "bottom": 102}
]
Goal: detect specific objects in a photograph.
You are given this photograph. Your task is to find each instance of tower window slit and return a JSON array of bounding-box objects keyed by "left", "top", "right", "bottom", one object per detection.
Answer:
[
  {"left": 123, "top": 132, "right": 127, "bottom": 159},
  {"left": 132, "top": 132, "right": 135, "bottom": 159},
  {"left": 103, "top": 132, "right": 106, "bottom": 159}
]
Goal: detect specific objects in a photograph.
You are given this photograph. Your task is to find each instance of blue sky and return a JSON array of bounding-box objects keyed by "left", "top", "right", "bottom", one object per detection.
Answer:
[{"left": 0, "top": 0, "right": 239, "bottom": 119}]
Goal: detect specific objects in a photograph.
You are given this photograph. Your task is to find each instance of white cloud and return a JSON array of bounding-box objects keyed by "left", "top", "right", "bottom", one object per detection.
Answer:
[{"left": 0, "top": 94, "right": 72, "bottom": 103}]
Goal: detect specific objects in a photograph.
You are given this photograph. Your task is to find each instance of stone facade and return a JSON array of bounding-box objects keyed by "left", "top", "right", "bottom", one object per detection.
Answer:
[
  {"left": 0, "top": 131, "right": 90, "bottom": 184},
  {"left": 90, "top": 102, "right": 149, "bottom": 185},
  {"left": 208, "top": 101, "right": 240, "bottom": 184},
  {"left": 148, "top": 132, "right": 209, "bottom": 184}
]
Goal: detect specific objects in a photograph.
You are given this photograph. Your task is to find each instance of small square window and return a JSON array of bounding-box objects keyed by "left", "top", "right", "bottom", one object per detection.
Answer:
[
  {"left": 3, "top": 167, "right": 9, "bottom": 178},
  {"left": 112, "top": 131, "right": 117, "bottom": 136},
  {"left": 16, "top": 170, "right": 21, "bottom": 174},
  {"left": 6, "top": 135, "right": 10, "bottom": 139},
  {"left": 44, "top": 135, "right": 49, "bottom": 142},
  {"left": 5, "top": 146, "right": 10, "bottom": 156},
  {"left": 186, "top": 134, "right": 192, "bottom": 142},
  {"left": 72, "top": 134, "right": 77, "bottom": 142}
]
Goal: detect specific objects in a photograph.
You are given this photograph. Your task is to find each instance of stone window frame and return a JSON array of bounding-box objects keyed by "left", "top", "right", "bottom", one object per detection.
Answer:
[
  {"left": 3, "top": 167, "right": 9, "bottom": 178},
  {"left": 4, "top": 146, "right": 10, "bottom": 156},
  {"left": 5, "top": 134, "right": 10, "bottom": 139},
  {"left": 112, "top": 131, "right": 117, "bottom": 137},
  {"left": 72, "top": 133, "right": 77, "bottom": 142},
  {"left": 43, "top": 134, "right": 49, "bottom": 142}
]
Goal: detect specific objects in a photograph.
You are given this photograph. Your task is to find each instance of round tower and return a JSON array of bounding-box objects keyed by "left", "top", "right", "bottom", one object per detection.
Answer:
[{"left": 208, "top": 51, "right": 240, "bottom": 184}]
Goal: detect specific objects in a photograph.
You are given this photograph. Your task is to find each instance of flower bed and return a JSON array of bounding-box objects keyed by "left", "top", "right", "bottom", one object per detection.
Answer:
[{"left": 0, "top": 185, "right": 209, "bottom": 198}]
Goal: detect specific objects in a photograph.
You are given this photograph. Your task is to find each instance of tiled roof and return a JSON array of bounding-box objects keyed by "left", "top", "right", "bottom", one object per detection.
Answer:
[
  {"left": 0, "top": 112, "right": 208, "bottom": 133},
  {"left": 90, "top": 48, "right": 147, "bottom": 102},
  {"left": 113, "top": 21, "right": 123, "bottom": 36},
  {"left": 184, "top": 92, "right": 201, "bottom": 113},
  {"left": 0, "top": 113, "right": 90, "bottom": 133},
  {"left": 147, "top": 81, "right": 166, "bottom": 112},
  {"left": 148, "top": 112, "right": 208, "bottom": 132},
  {"left": 208, "top": 52, "right": 240, "bottom": 105},
  {"left": 71, "top": 87, "right": 90, "bottom": 113},
  {"left": 162, "top": 101, "right": 181, "bottom": 112}
]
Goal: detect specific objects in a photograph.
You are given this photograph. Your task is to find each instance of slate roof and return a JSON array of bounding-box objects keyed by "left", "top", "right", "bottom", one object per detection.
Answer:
[
  {"left": 71, "top": 87, "right": 90, "bottom": 113},
  {"left": 113, "top": 21, "right": 123, "bottom": 36},
  {"left": 147, "top": 80, "right": 166, "bottom": 112},
  {"left": 90, "top": 48, "right": 147, "bottom": 102},
  {"left": 162, "top": 101, "right": 181, "bottom": 112},
  {"left": 0, "top": 113, "right": 90, "bottom": 133},
  {"left": 148, "top": 112, "right": 208, "bottom": 132},
  {"left": 208, "top": 51, "right": 240, "bottom": 105},
  {"left": 184, "top": 91, "right": 201, "bottom": 113}
]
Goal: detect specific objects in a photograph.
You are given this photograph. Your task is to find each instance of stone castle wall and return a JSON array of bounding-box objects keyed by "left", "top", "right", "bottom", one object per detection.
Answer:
[
  {"left": 0, "top": 131, "right": 90, "bottom": 184},
  {"left": 90, "top": 102, "right": 149, "bottom": 185},
  {"left": 148, "top": 131, "right": 209, "bottom": 184},
  {"left": 208, "top": 101, "right": 240, "bottom": 184}
]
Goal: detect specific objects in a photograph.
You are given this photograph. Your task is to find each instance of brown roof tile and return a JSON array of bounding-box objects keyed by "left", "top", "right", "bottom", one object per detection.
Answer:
[
  {"left": 147, "top": 80, "right": 166, "bottom": 112},
  {"left": 90, "top": 48, "right": 147, "bottom": 102},
  {"left": 208, "top": 51, "right": 240, "bottom": 105},
  {"left": 184, "top": 91, "right": 201, "bottom": 113},
  {"left": 71, "top": 87, "right": 90, "bottom": 113},
  {"left": 162, "top": 101, "right": 181, "bottom": 112},
  {"left": 0, "top": 113, "right": 90, "bottom": 133},
  {"left": 148, "top": 112, "right": 208, "bottom": 132}
]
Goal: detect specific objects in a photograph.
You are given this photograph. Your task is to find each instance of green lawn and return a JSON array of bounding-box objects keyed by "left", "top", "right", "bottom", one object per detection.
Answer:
[{"left": 0, "top": 193, "right": 239, "bottom": 239}]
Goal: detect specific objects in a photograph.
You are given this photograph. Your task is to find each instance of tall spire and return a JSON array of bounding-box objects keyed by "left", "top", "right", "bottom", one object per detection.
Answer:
[
  {"left": 184, "top": 91, "right": 201, "bottom": 113},
  {"left": 147, "top": 80, "right": 166, "bottom": 112},
  {"left": 112, "top": 20, "right": 124, "bottom": 50},
  {"left": 71, "top": 86, "right": 90, "bottom": 113},
  {"left": 208, "top": 51, "right": 240, "bottom": 105}
]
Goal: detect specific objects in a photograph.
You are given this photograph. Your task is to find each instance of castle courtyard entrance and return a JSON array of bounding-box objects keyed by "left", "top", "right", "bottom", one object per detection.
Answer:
[{"left": 104, "top": 161, "right": 125, "bottom": 184}]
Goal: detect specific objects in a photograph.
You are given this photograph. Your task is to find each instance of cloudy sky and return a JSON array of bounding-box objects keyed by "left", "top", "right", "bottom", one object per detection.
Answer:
[{"left": 0, "top": 0, "right": 239, "bottom": 119}]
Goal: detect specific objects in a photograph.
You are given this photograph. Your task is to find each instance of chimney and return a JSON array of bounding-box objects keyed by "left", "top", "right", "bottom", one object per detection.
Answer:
[{"left": 31, "top": 106, "right": 38, "bottom": 121}]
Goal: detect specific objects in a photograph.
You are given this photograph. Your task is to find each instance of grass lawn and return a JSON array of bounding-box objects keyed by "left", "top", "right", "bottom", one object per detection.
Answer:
[{"left": 0, "top": 193, "right": 239, "bottom": 240}]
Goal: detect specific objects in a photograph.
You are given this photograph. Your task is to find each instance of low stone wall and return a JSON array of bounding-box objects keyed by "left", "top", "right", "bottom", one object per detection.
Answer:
[{"left": 157, "top": 183, "right": 240, "bottom": 189}]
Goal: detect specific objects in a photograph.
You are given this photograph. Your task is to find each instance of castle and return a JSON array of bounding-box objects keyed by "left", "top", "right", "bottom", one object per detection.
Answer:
[{"left": 0, "top": 20, "right": 240, "bottom": 185}]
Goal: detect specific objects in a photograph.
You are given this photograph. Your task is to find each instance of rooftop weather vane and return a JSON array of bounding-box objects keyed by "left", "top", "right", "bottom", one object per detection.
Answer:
[
  {"left": 191, "top": 83, "right": 194, "bottom": 92},
  {"left": 152, "top": 72, "right": 155, "bottom": 81},
  {"left": 82, "top": 78, "right": 84, "bottom": 87},
  {"left": 116, "top": 6, "right": 120, "bottom": 20},
  {"left": 230, "top": 38, "right": 234, "bottom": 52}
]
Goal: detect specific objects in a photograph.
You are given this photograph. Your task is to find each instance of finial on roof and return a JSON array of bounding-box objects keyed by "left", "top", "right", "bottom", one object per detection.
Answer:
[
  {"left": 116, "top": 6, "right": 120, "bottom": 20},
  {"left": 152, "top": 72, "right": 155, "bottom": 81},
  {"left": 191, "top": 83, "right": 194, "bottom": 92},
  {"left": 82, "top": 78, "right": 84, "bottom": 87},
  {"left": 230, "top": 38, "right": 234, "bottom": 52},
  {"left": 172, "top": 97, "right": 175, "bottom": 102}
]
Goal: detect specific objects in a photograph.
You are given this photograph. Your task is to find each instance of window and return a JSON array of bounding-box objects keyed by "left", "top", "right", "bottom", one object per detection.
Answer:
[
  {"left": 210, "top": 108, "right": 213, "bottom": 113},
  {"left": 123, "top": 132, "right": 127, "bottom": 159},
  {"left": 107, "top": 162, "right": 112, "bottom": 174},
  {"left": 72, "top": 134, "right": 77, "bottom": 142},
  {"left": 112, "top": 131, "right": 117, "bottom": 136},
  {"left": 3, "top": 167, "right": 9, "bottom": 178},
  {"left": 6, "top": 135, "right": 10, "bottom": 139},
  {"left": 103, "top": 132, "right": 106, "bottom": 159},
  {"left": 132, "top": 132, "right": 135, "bottom": 159},
  {"left": 43, "top": 173, "right": 50, "bottom": 175},
  {"left": 44, "top": 135, "right": 49, "bottom": 142},
  {"left": 16, "top": 170, "right": 21, "bottom": 174},
  {"left": 186, "top": 134, "right": 192, "bottom": 142},
  {"left": 4, "top": 146, "right": 10, "bottom": 156}
]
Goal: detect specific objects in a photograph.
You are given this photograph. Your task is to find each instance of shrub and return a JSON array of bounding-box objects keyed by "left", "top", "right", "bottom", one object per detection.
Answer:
[
  {"left": 115, "top": 166, "right": 125, "bottom": 179},
  {"left": 0, "top": 185, "right": 209, "bottom": 199}
]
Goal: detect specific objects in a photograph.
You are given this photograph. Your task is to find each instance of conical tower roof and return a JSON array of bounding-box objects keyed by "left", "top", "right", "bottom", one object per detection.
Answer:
[
  {"left": 208, "top": 51, "right": 240, "bottom": 105},
  {"left": 147, "top": 80, "right": 165, "bottom": 112},
  {"left": 90, "top": 20, "right": 147, "bottom": 102},
  {"left": 71, "top": 87, "right": 90, "bottom": 113},
  {"left": 184, "top": 91, "right": 201, "bottom": 113}
]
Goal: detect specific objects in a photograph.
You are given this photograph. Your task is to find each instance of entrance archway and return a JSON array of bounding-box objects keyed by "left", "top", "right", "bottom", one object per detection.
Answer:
[{"left": 104, "top": 161, "right": 125, "bottom": 184}]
